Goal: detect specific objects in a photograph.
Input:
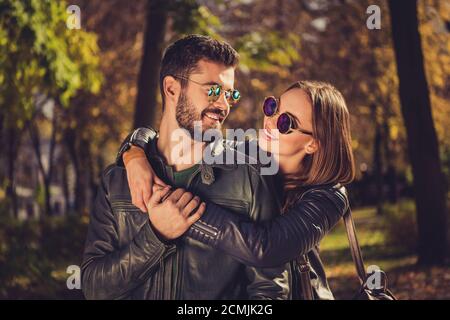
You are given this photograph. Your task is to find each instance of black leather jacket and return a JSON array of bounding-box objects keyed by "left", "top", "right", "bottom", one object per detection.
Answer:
[
  {"left": 188, "top": 184, "right": 349, "bottom": 300},
  {"left": 115, "top": 127, "right": 350, "bottom": 300},
  {"left": 81, "top": 137, "right": 291, "bottom": 300}
]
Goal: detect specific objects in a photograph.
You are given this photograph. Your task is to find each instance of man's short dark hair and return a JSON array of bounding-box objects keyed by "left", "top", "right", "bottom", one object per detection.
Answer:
[{"left": 159, "top": 34, "right": 239, "bottom": 109}]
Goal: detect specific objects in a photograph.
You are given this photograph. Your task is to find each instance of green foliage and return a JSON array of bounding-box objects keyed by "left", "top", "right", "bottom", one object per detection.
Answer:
[
  {"left": 235, "top": 31, "right": 300, "bottom": 73},
  {"left": 171, "top": 1, "right": 222, "bottom": 38},
  {"left": 0, "top": 0, "right": 102, "bottom": 129}
]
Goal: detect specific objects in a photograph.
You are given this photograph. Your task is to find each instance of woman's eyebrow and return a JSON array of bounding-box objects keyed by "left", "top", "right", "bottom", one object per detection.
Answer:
[{"left": 289, "top": 111, "right": 302, "bottom": 124}]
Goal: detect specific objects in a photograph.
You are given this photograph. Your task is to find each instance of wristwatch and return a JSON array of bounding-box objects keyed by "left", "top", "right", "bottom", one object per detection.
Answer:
[{"left": 116, "top": 127, "right": 158, "bottom": 166}]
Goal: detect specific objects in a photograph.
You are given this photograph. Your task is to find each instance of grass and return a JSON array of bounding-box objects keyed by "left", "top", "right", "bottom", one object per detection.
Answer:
[{"left": 320, "top": 205, "right": 450, "bottom": 300}]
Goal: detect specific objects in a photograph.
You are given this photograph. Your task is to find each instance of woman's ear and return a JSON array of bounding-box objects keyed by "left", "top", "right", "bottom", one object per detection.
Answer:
[
  {"left": 163, "top": 76, "right": 181, "bottom": 104},
  {"left": 305, "top": 138, "right": 319, "bottom": 155}
]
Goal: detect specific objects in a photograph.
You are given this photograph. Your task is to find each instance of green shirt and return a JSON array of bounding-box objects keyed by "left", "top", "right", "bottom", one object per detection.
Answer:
[{"left": 169, "top": 164, "right": 200, "bottom": 188}]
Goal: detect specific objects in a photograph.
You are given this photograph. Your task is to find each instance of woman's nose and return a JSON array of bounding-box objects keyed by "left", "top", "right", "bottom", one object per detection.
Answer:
[{"left": 264, "top": 115, "right": 277, "bottom": 129}]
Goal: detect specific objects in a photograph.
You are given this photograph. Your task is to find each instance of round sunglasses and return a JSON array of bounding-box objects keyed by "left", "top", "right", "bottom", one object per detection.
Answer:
[
  {"left": 207, "top": 84, "right": 241, "bottom": 106},
  {"left": 262, "top": 96, "right": 313, "bottom": 135},
  {"left": 173, "top": 75, "right": 241, "bottom": 106}
]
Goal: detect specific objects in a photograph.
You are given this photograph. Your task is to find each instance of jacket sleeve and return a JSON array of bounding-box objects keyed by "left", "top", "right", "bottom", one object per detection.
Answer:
[
  {"left": 116, "top": 126, "right": 157, "bottom": 167},
  {"left": 242, "top": 171, "right": 291, "bottom": 300},
  {"left": 81, "top": 169, "right": 172, "bottom": 300},
  {"left": 187, "top": 186, "right": 348, "bottom": 268}
]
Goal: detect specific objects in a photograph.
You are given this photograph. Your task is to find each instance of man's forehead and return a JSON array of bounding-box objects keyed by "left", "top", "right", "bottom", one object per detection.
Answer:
[{"left": 191, "top": 59, "right": 235, "bottom": 89}]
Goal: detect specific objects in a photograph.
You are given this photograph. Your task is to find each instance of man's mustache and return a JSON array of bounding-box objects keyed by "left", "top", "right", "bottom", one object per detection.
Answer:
[{"left": 201, "top": 107, "right": 227, "bottom": 118}]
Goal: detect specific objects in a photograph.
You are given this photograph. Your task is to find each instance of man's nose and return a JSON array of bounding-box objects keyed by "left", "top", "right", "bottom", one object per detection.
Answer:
[{"left": 212, "top": 92, "right": 230, "bottom": 116}]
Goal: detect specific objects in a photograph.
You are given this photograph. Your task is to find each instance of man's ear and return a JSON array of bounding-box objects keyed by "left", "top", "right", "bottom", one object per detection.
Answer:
[
  {"left": 163, "top": 75, "right": 181, "bottom": 104},
  {"left": 305, "top": 138, "right": 319, "bottom": 155}
]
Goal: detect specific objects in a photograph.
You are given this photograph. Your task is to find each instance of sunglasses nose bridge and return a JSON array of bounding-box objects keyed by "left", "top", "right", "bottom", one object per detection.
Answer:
[{"left": 264, "top": 112, "right": 277, "bottom": 130}]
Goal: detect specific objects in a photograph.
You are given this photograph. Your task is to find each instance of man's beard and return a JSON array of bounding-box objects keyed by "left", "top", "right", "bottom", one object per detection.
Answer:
[{"left": 175, "top": 90, "right": 225, "bottom": 140}]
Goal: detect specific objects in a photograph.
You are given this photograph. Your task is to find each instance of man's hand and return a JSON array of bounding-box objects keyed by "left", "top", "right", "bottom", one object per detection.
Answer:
[
  {"left": 146, "top": 187, "right": 206, "bottom": 240},
  {"left": 124, "top": 146, "right": 167, "bottom": 212}
]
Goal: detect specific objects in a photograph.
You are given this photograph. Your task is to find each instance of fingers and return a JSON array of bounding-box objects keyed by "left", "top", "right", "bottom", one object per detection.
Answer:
[
  {"left": 151, "top": 183, "right": 167, "bottom": 204},
  {"left": 146, "top": 186, "right": 171, "bottom": 209},
  {"left": 152, "top": 183, "right": 166, "bottom": 193},
  {"left": 166, "top": 188, "right": 185, "bottom": 203},
  {"left": 187, "top": 202, "right": 206, "bottom": 225},
  {"left": 176, "top": 192, "right": 195, "bottom": 208},
  {"left": 181, "top": 196, "right": 201, "bottom": 217}
]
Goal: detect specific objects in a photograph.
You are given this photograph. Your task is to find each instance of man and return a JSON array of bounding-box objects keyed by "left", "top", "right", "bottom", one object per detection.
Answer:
[{"left": 81, "top": 35, "right": 291, "bottom": 300}]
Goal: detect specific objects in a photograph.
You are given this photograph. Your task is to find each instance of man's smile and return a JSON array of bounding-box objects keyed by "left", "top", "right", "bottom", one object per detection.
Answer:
[{"left": 201, "top": 108, "right": 227, "bottom": 124}]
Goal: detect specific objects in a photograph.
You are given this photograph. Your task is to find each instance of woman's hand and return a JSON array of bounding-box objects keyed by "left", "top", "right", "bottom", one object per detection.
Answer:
[
  {"left": 145, "top": 187, "right": 206, "bottom": 240},
  {"left": 124, "top": 146, "right": 167, "bottom": 212}
]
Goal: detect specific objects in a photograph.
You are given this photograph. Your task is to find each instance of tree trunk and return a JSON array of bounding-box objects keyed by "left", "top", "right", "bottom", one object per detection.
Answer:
[
  {"left": 64, "top": 128, "right": 86, "bottom": 215},
  {"left": 6, "top": 127, "right": 19, "bottom": 218},
  {"left": 133, "top": 0, "right": 168, "bottom": 128},
  {"left": 389, "top": 0, "right": 448, "bottom": 265},
  {"left": 29, "top": 121, "right": 54, "bottom": 217},
  {"left": 372, "top": 104, "right": 384, "bottom": 215},
  {"left": 383, "top": 105, "right": 398, "bottom": 204},
  {"left": 0, "top": 112, "right": 4, "bottom": 187},
  {"left": 61, "top": 149, "right": 71, "bottom": 214}
]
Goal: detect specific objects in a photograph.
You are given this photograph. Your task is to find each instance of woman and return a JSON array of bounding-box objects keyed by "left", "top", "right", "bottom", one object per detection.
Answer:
[{"left": 117, "top": 80, "right": 355, "bottom": 299}]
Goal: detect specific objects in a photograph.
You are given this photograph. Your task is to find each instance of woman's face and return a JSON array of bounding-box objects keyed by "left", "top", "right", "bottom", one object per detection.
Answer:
[{"left": 259, "top": 88, "right": 315, "bottom": 164}]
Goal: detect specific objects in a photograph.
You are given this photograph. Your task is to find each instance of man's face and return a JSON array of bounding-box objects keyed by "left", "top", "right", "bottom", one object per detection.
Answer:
[{"left": 175, "top": 59, "right": 235, "bottom": 137}]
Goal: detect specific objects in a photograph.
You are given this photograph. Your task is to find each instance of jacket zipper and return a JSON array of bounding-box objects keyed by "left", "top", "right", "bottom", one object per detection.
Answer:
[
  {"left": 172, "top": 166, "right": 201, "bottom": 299},
  {"left": 190, "top": 221, "right": 218, "bottom": 238}
]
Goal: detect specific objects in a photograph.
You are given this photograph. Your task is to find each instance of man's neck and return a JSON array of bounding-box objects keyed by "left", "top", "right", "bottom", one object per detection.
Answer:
[{"left": 157, "top": 115, "right": 205, "bottom": 171}]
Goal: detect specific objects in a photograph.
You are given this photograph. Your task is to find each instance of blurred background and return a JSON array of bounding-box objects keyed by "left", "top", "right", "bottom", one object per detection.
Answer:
[{"left": 0, "top": 0, "right": 449, "bottom": 299}]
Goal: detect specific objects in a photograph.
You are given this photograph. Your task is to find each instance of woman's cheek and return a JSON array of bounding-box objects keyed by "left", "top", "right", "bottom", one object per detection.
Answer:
[
  {"left": 278, "top": 135, "right": 292, "bottom": 155},
  {"left": 279, "top": 134, "right": 303, "bottom": 156}
]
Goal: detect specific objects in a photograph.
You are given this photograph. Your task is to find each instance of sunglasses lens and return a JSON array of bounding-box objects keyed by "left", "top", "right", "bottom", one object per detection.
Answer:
[
  {"left": 232, "top": 90, "right": 240, "bottom": 101},
  {"left": 208, "top": 86, "right": 221, "bottom": 101},
  {"left": 277, "top": 113, "right": 291, "bottom": 134},
  {"left": 263, "top": 97, "right": 277, "bottom": 116}
]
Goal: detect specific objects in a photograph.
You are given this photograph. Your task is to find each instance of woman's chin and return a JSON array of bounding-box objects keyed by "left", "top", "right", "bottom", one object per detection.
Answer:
[
  {"left": 258, "top": 135, "right": 270, "bottom": 152},
  {"left": 259, "top": 135, "right": 282, "bottom": 157}
]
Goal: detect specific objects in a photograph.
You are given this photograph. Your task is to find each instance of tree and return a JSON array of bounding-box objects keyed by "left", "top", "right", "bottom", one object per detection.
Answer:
[
  {"left": 389, "top": 0, "right": 448, "bottom": 265},
  {"left": 133, "top": 0, "right": 168, "bottom": 128},
  {"left": 0, "top": 0, "right": 102, "bottom": 216}
]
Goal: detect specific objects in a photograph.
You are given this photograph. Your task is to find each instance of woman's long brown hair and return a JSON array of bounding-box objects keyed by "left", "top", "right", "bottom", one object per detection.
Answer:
[{"left": 282, "top": 80, "right": 355, "bottom": 212}]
